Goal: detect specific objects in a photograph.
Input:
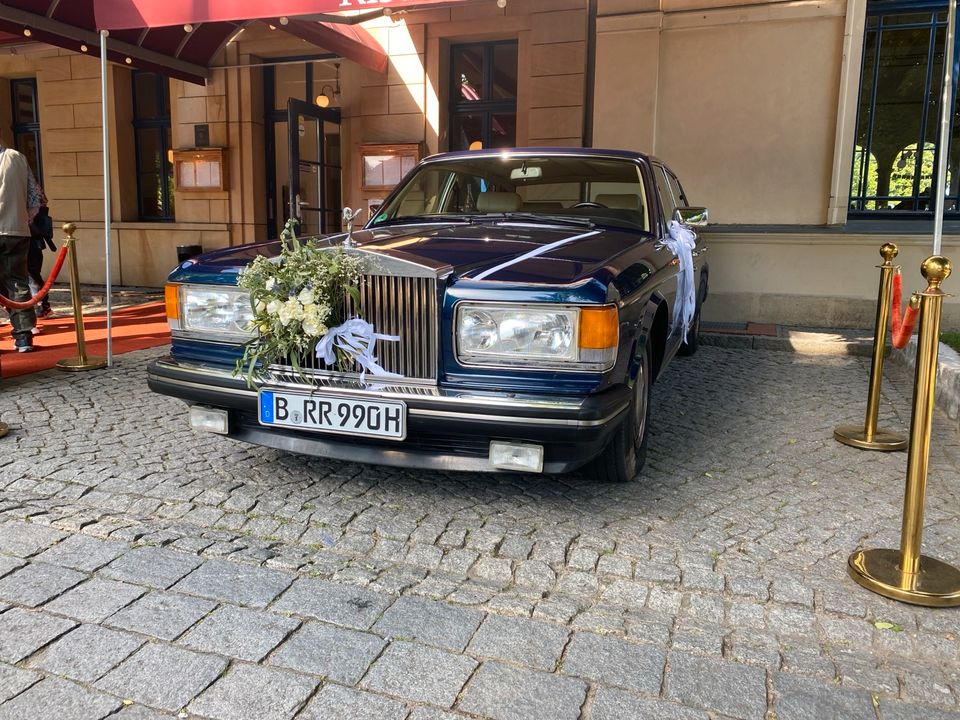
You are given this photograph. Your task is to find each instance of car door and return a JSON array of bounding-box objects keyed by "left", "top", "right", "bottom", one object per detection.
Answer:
[{"left": 650, "top": 162, "right": 683, "bottom": 355}]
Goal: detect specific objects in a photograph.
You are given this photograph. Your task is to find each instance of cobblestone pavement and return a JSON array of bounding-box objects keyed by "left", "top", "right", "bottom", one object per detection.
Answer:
[{"left": 0, "top": 344, "right": 958, "bottom": 719}]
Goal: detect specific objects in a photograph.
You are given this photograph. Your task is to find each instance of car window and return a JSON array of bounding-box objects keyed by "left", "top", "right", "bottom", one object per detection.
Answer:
[
  {"left": 653, "top": 165, "right": 678, "bottom": 227},
  {"left": 371, "top": 155, "right": 652, "bottom": 232},
  {"left": 666, "top": 170, "right": 688, "bottom": 208}
]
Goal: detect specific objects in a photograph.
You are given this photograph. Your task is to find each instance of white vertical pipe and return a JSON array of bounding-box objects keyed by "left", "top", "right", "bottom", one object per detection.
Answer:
[
  {"left": 100, "top": 30, "right": 113, "bottom": 365},
  {"left": 933, "top": 0, "right": 957, "bottom": 255}
]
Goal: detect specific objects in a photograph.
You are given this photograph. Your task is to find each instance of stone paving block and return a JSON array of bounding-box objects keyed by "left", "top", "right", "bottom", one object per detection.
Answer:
[
  {"left": 561, "top": 631, "right": 665, "bottom": 694},
  {"left": 467, "top": 614, "right": 569, "bottom": 672},
  {"left": 372, "top": 596, "right": 483, "bottom": 652},
  {"left": 0, "top": 562, "right": 86, "bottom": 607},
  {"left": 590, "top": 686, "right": 709, "bottom": 720},
  {"left": 111, "top": 706, "right": 178, "bottom": 719},
  {"left": 100, "top": 547, "right": 202, "bottom": 589},
  {"left": 106, "top": 591, "right": 216, "bottom": 641},
  {"left": 0, "top": 522, "right": 65, "bottom": 558},
  {"left": 0, "top": 664, "right": 40, "bottom": 703},
  {"left": 272, "top": 577, "right": 393, "bottom": 630},
  {"left": 35, "top": 534, "right": 126, "bottom": 572},
  {"left": 361, "top": 641, "right": 477, "bottom": 707},
  {"left": 881, "top": 702, "right": 960, "bottom": 720},
  {"left": 0, "top": 676, "right": 122, "bottom": 720},
  {"left": 666, "top": 651, "right": 767, "bottom": 719},
  {"left": 95, "top": 643, "right": 228, "bottom": 712},
  {"left": 774, "top": 672, "right": 876, "bottom": 720},
  {"left": 44, "top": 577, "right": 145, "bottom": 623},
  {"left": 30, "top": 624, "right": 143, "bottom": 682},
  {"left": 170, "top": 558, "right": 294, "bottom": 608},
  {"left": 406, "top": 709, "right": 467, "bottom": 720},
  {"left": 458, "top": 661, "right": 587, "bottom": 720},
  {"left": 179, "top": 605, "right": 299, "bottom": 661},
  {"left": 269, "top": 621, "right": 386, "bottom": 685},
  {"left": 0, "top": 608, "right": 76, "bottom": 663},
  {"left": 0, "top": 557, "right": 24, "bottom": 579},
  {"left": 188, "top": 663, "right": 318, "bottom": 720},
  {"left": 299, "top": 684, "right": 409, "bottom": 720}
]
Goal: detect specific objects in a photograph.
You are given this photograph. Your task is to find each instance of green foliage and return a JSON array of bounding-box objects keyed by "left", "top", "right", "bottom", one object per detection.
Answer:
[{"left": 234, "top": 220, "right": 363, "bottom": 386}]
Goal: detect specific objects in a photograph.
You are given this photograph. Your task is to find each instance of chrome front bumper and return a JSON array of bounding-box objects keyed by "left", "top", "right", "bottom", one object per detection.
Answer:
[{"left": 147, "top": 356, "right": 630, "bottom": 473}]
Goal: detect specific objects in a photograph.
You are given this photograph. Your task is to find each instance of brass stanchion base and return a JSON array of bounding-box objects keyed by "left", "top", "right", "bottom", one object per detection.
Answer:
[
  {"left": 56, "top": 356, "right": 107, "bottom": 372},
  {"left": 834, "top": 425, "right": 907, "bottom": 451},
  {"left": 848, "top": 548, "right": 960, "bottom": 607},
  {"left": 0, "top": 422, "right": 8, "bottom": 438}
]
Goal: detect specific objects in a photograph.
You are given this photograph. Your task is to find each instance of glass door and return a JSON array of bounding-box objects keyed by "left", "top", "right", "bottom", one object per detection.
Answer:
[{"left": 287, "top": 98, "right": 342, "bottom": 236}]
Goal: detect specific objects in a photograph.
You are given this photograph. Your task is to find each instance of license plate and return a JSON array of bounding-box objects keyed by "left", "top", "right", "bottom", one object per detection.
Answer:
[{"left": 258, "top": 390, "right": 406, "bottom": 440}]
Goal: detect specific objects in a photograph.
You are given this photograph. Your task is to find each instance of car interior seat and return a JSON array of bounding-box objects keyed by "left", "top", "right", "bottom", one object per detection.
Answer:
[{"left": 477, "top": 191, "right": 522, "bottom": 213}]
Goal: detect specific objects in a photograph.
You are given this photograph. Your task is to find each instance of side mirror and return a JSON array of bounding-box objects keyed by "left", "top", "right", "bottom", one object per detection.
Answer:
[{"left": 674, "top": 206, "right": 708, "bottom": 227}]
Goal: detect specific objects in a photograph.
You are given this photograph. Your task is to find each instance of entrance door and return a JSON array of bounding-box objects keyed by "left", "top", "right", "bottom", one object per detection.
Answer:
[{"left": 287, "top": 98, "right": 342, "bottom": 236}]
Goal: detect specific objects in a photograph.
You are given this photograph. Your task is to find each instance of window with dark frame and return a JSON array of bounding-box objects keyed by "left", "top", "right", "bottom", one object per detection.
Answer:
[
  {"left": 849, "top": 2, "right": 960, "bottom": 216},
  {"left": 132, "top": 70, "right": 175, "bottom": 221},
  {"left": 11, "top": 78, "right": 42, "bottom": 185},
  {"left": 449, "top": 41, "right": 518, "bottom": 151}
]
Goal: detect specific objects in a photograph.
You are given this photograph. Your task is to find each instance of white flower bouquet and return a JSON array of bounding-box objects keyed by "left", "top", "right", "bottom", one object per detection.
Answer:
[{"left": 234, "top": 224, "right": 363, "bottom": 385}]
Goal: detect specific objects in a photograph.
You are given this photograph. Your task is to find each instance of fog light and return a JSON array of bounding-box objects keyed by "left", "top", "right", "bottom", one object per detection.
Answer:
[
  {"left": 489, "top": 441, "right": 544, "bottom": 473},
  {"left": 189, "top": 406, "right": 229, "bottom": 435}
]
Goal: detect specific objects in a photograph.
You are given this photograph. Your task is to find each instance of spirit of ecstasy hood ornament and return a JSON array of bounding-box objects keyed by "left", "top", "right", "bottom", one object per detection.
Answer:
[{"left": 342, "top": 207, "right": 363, "bottom": 248}]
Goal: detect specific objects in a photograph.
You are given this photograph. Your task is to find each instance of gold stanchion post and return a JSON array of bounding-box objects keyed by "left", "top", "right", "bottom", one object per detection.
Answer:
[
  {"left": 848, "top": 255, "right": 960, "bottom": 607},
  {"left": 835, "top": 243, "right": 908, "bottom": 451},
  {"left": 56, "top": 223, "right": 107, "bottom": 372}
]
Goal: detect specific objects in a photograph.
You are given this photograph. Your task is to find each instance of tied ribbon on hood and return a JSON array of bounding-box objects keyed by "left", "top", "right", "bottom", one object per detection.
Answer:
[
  {"left": 662, "top": 220, "right": 698, "bottom": 342},
  {"left": 315, "top": 318, "right": 401, "bottom": 381}
]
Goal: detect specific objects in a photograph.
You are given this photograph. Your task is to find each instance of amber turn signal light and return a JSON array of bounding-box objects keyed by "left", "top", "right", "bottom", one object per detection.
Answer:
[
  {"left": 164, "top": 283, "right": 180, "bottom": 321},
  {"left": 579, "top": 306, "right": 618, "bottom": 349}
]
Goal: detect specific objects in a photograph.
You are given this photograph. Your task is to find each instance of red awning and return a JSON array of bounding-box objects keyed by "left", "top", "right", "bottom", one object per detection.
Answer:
[
  {"left": 0, "top": 0, "right": 395, "bottom": 83},
  {"left": 93, "top": 0, "right": 461, "bottom": 30}
]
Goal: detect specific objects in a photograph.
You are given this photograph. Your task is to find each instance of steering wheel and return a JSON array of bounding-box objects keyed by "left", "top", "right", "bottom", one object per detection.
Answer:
[{"left": 572, "top": 201, "right": 607, "bottom": 209}]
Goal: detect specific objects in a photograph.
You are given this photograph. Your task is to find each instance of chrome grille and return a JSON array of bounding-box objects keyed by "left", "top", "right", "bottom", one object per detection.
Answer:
[{"left": 286, "top": 273, "right": 438, "bottom": 381}]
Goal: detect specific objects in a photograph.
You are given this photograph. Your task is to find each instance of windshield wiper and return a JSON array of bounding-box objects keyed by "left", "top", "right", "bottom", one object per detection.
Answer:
[
  {"left": 372, "top": 214, "right": 471, "bottom": 226},
  {"left": 468, "top": 212, "right": 595, "bottom": 229}
]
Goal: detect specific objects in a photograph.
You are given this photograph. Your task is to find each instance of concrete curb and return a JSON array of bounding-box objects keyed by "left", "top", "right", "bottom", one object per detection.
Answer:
[{"left": 890, "top": 339, "right": 960, "bottom": 433}]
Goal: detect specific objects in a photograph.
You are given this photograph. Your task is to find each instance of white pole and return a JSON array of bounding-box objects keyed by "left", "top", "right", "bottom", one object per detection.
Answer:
[
  {"left": 933, "top": 0, "right": 957, "bottom": 255},
  {"left": 100, "top": 30, "right": 113, "bottom": 366}
]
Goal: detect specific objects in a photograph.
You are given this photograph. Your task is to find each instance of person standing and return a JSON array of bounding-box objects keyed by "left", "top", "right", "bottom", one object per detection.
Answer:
[{"left": 0, "top": 140, "right": 44, "bottom": 352}]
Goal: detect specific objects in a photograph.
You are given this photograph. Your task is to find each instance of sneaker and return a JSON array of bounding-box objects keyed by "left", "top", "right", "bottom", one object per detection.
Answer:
[
  {"left": 14, "top": 337, "right": 34, "bottom": 353},
  {"left": 30, "top": 326, "right": 41, "bottom": 336},
  {"left": 36, "top": 305, "right": 53, "bottom": 319}
]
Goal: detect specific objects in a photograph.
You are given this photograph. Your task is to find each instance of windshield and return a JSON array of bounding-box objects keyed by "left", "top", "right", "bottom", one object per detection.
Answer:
[{"left": 369, "top": 155, "right": 651, "bottom": 232}]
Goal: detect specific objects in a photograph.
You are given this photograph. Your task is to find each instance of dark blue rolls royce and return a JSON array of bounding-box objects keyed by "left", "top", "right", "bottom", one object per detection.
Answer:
[{"left": 147, "top": 148, "right": 708, "bottom": 482}]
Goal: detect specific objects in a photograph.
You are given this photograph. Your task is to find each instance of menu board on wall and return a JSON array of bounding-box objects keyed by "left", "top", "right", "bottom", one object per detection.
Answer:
[
  {"left": 173, "top": 148, "right": 227, "bottom": 192},
  {"left": 360, "top": 143, "right": 421, "bottom": 192}
]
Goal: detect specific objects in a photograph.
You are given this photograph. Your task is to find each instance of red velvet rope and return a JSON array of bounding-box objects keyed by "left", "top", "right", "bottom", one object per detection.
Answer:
[
  {"left": 0, "top": 242, "right": 70, "bottom": 311},
  {"left": 890, "top": 271, "right": 920, "bottom": 349}
]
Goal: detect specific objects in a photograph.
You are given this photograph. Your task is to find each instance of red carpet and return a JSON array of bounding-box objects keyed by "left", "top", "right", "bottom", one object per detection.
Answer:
[{"left": 0, "top": 302, "right": 170, "bottom": 378}]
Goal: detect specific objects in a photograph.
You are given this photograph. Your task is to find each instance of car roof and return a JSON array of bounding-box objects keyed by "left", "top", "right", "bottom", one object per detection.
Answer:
[{"left": 423, "top": 147, "right": 652, "bottom": 163}]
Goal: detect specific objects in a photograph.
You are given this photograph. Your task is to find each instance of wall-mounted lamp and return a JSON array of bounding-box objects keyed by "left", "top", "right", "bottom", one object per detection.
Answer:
[
  {"left": 22, "top": 27, "right": 32, "bottom": 37},
  {"left": 183, "top": 24, "right": 194, "bottom": 32},
  {"left": 316, "top": 63, "right": 341, "bottom": 108},
  {"left": 279, "top": 16, "right": 290, "bottom": 25},
  {"left": 80, "top": 43, "right": 88, "bottom": 52},
  {"left": 124, "top": 56, "right": 133, "bottom": 64},
  {"left": 496, "top": 0, "right": 506, "bottom": 7}
]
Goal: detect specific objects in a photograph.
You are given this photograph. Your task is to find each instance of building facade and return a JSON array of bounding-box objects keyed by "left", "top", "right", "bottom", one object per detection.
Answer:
[{"left": 1, "top": 0, "right": 958, "bottom": 327}]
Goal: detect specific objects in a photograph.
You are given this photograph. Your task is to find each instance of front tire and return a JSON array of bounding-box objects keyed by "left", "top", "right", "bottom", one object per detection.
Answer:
[{"left": 590, "top": 343, "right": 651, "bottom": 483}]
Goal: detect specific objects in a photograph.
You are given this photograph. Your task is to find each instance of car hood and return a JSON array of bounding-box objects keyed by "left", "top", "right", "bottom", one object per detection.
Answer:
[{"left": 175, "top": 221, "right": 653, "bottom": 287}]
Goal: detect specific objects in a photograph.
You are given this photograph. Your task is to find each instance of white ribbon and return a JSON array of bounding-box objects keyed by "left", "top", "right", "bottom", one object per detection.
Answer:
[
  {"left": 315, "top": 318, "right": 401, "bottom": 381},
  {"left": 662, "top": 220, "right": 698, "bottom": 342}
]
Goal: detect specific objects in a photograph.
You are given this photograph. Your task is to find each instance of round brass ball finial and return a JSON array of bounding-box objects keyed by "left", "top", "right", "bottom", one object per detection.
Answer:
[
  {"left": 880, "top": 242, "right": 899, "bottom": 263},
  {"left": 62, "top": 222, "right": 76, "bottom": 238},
  {"left": 921, "top": 255, "right": 952, "bottom": 290}
]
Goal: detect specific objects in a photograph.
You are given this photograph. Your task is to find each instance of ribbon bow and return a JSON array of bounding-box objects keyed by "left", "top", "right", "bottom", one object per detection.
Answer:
[
  {"left": 315, "top": 318, "right": 401, "bottom": 381},
  {"left": 661, "top": 220, "right": 698, "bottom": 342}
]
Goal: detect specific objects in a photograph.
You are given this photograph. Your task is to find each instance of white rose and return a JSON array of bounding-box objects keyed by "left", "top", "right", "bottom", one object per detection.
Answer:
[
  {"left": 266, "top": 299, "right": 282, "bottom": 316},
  {"left": 265, "top": 278, "right": 276, "bottom": 291},
  {"left": 303, "top": 318, "right": 321, "bottom": 337},
  {"left": 255, "top": 300, "right": 266, "bottom": 313},
  {"left": 283, "top": 298, "right": 304, "bottom": 321},
  {"left": 278, "top": 305, "right": 293, "bottom": 326},
  {"left": 298, "top": 288, "right": 315, "bottom": 305}
]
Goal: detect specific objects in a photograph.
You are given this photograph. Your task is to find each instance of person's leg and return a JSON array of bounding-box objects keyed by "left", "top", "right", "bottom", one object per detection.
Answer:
[
  {"left": 0, "top": 236, "right": 36, "bottom": 349},
  {"left": 26, "top": 240, "right": 51, "bottom": 317}
]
